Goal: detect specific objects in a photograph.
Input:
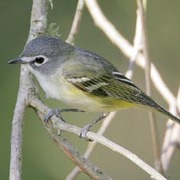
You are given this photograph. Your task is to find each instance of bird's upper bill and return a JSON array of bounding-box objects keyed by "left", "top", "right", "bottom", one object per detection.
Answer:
[{"left": 8, "top": 57, "right": 29, "bottom": 64}]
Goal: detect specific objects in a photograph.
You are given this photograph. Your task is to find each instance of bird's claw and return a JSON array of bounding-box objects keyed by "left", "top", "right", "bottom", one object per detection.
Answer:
[
  {"left": 44, "top": 109, "right": 64, "bottom": 123},
  {"left": 79, "top": 124, "right": 93, "bottom": 142},
  {"left": 44, "top": 108, "right": 85, "bottom": 123}
]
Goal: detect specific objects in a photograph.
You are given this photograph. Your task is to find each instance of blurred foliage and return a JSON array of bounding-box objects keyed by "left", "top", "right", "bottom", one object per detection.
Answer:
[
  {"left": 47, "top": 23, "right": 61, "bottom": 37},
  {"left": 1, "top": 0, "right": 180, "bottom": 179}
]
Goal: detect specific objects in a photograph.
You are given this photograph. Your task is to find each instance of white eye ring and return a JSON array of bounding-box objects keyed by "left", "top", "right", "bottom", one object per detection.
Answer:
[
  {"left": 33, "top": 55, "right": 48, "bottom": 66},
  {"left": 35, "top": 57, "right": 45, "bottom": 64}
]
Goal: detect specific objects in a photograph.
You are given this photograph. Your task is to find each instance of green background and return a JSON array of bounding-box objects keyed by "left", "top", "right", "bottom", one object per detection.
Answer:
[{"left": 1, "top": 0, "right": 180, "bottom": 179}]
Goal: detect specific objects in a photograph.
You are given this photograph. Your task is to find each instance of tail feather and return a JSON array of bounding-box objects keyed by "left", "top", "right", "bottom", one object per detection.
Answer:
[
  {"left": 154, "top": 104, "right": 180, "bottom": 124},
  {"left": 140, "top": 93, "right": 180, "bottom": 124}
]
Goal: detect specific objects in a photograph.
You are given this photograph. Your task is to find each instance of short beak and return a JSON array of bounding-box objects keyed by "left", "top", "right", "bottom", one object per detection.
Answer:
[{"left": 8, "top": 57, "right": 27, "bottom": 64}]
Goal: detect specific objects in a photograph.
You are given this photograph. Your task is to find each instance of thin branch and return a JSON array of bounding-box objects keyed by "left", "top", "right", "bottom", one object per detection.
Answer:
[
  {"left": 84, "top": 0, "right": 177, "bottom": 106},
  {"left": 30, "top": 94, "right": 112, "bottom": 179},
  {"left": 137, "top": 0, "right": 163, "bottom": 173},
  {"left": 10, "top": 0, "right": 114, "bottom": 178},
  {"left": 29, "top": 95, "right": 166, "bottom": 180},
  {"left": 66, "top": 112, "right": 116, "bottom": 179},
  {"left": 66, "top": 55, "right": 142, "bottom": 179},
  {"left": 161, "top": 121, "right": 179, "bottom": 173},
  {"left": 66, "top": 48, "right": 144, "bottom": 179},
  {"left": 11, "top": 0, "right": 109, "bottom": 179},
  {"left": 161, "top": 89, "right": 180, "bottom": 172},
  {"left": 84, "top": 113, "right": 116, "bottom": 156},
  {"left": 21, "top": 0, "right": 111, "bottom": 178},
  {"left": 9, "top": 1, "right": 48, "bottom": 180},
  {"left": 137, "top": 0, "right": 151, "bottom": 95},
  {"left": 66, "top": 0, "right": 113, "bottom": 178},
  {"left": 65, "top": 1, "right": 116, "bottom": 178},
  {"left": 67, "top": 39, "right": 141, "bottom": 179},
  {"left": 177, "top": 87, "right": 180, "bottom": 117},
  {"left": 126, "top": 5, "right": 142, "bottom": 79},
  {"left": 84, "top": 0, "right": 180, "bottom": 174},
  {"left": 10, "top": 0, "right": 179, "bottom": 179},
  {"left": 66, "top": 0, "right": 85, "bottom": 44},
  {"left": 28, "top": 0, "right": 48, "bottom": 41},
  {"left": 9, "top": 68, "right": 27, "bottom": 180},
  {"left": 66, "top": 53, "right": 143, "bottom": 179}
]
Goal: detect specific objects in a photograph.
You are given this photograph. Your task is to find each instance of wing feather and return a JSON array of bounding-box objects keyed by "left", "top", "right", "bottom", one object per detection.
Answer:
[{"left": 62, "top": 49, "right": 143, "bottom": 103}]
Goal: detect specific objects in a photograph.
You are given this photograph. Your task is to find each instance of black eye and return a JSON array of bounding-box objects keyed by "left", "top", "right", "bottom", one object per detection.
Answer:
[{"left": 34, "top": 57, "right": 45, "bottom": 64}]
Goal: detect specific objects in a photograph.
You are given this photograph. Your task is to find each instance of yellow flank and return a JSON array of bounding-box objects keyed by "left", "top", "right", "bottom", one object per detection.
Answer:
[{"left": 56, "top": 76, "right": 134, "bottom": 112}]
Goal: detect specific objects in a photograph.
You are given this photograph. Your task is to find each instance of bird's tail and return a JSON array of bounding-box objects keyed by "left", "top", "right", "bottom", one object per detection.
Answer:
[
  {"left": 154, "top": 103, "right": 180, "bottom": 124},
  {"left": 140, "top": 92, "right": 180, "bottom": 124}
]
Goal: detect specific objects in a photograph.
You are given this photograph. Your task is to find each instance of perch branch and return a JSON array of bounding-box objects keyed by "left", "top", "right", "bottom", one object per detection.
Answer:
[
  {"left": 66, "top": 112, "right": 116, "bottom": 179},
  {"left": 9, "top": 0, "right": 48, "bottom": 180},
  {"left": 29, "top": 95, "right": 166, "bottom": 180}
]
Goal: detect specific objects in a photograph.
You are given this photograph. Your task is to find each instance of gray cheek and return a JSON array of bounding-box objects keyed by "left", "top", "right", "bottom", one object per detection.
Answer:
[
  {"left": 29, "top": 62, "right": 52, "bottom": 75},
  {"left": 29, "top": 62, "right": 40, "bottom": 71}
]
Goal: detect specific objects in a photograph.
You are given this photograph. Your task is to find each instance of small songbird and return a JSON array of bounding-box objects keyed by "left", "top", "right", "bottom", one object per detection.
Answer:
[{"left": 9, "top": 36, "right": 180, "bottom": 138}]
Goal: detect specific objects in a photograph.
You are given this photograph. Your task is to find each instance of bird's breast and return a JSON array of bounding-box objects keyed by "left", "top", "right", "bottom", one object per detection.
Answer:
[{"left": 33, "top": 71, "right": 105, "bottom": 111}]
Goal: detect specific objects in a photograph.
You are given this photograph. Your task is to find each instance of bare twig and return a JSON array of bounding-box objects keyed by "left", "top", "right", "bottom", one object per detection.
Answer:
[
  {"left": 126, "top": 5, "right": 142, "bottom": 79},
  {"left": 161, "top": 121, "right": 180, "bottom": 173},
  {"left": 67, "top": 52, "right": 144, "bottom": 179},
  {"left": 67, "top": 35, "right": 141, "bottom": 178},
  {"left": 27, "top": 0, "right": 48, "bottom": 41},
  {"left": 29, "top": 95, "right": 166, "bottom": 180},
  {"left": 32, "top": 97, "right": 111, "bottom": 179},
  {"left": 137, "top": 0, "right": 151, "bottom": 95},
  {"left": 66, "top": 1, "right": 116, "bottom": 178},
  {"left": 84, "top": 0, "right": 177, "bottom": 107},
  {"left": 161, "top": 88, "right": 180, "bottom": 172},
  {"left": 66, "top": 1, "right": 113, "bottom": 178},
  {"left": 84, "top": 0, "right": 180, "bottom": 174},
  {"left": 10, "top": 0, "right": 178, "bottom": 179},
  {"left": 66, "top": 0, "right": 85, "bottom": 44},
  {"left": 10, "top": 0, "right": 111, "bottom": 179},
  {"left": 65, "top": 1, "right": 118, "bottom": 178},
  {"left": 66, "top": 58, "right": 141, "bottom": 179},
  {"left": 9, "top": 67, "right": 28, "bottom": 180},
  {"left": 177, "top": 87, "right": 180, "bottom": 117},
  {"left": 9, "top": 0, "right": 48, "bottom": 180},
  {"left": 137, "top": 0, "right": 163, "bottom": 173},
  {"left": 66, "top": 112, "right": 116, "bottom": 179}
]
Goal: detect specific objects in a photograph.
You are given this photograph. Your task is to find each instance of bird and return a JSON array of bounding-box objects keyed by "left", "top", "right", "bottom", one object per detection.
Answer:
[{"left": 9, "top": 35, "right": 180, "bottom": 139}]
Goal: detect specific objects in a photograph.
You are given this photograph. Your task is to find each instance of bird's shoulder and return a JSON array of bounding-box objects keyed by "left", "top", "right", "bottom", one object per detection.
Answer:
[
  {"left": 61, "top": 46, "right": 140, "bottom": 96},
  {"left": 62, "top": 46, "right": 117, "bottom": 79}
]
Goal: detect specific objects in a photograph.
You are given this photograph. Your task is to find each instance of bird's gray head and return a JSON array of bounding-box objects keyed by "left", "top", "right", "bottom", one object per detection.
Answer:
[{"left": 9, "top": 36, "right": 74, "bottom": 74}]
